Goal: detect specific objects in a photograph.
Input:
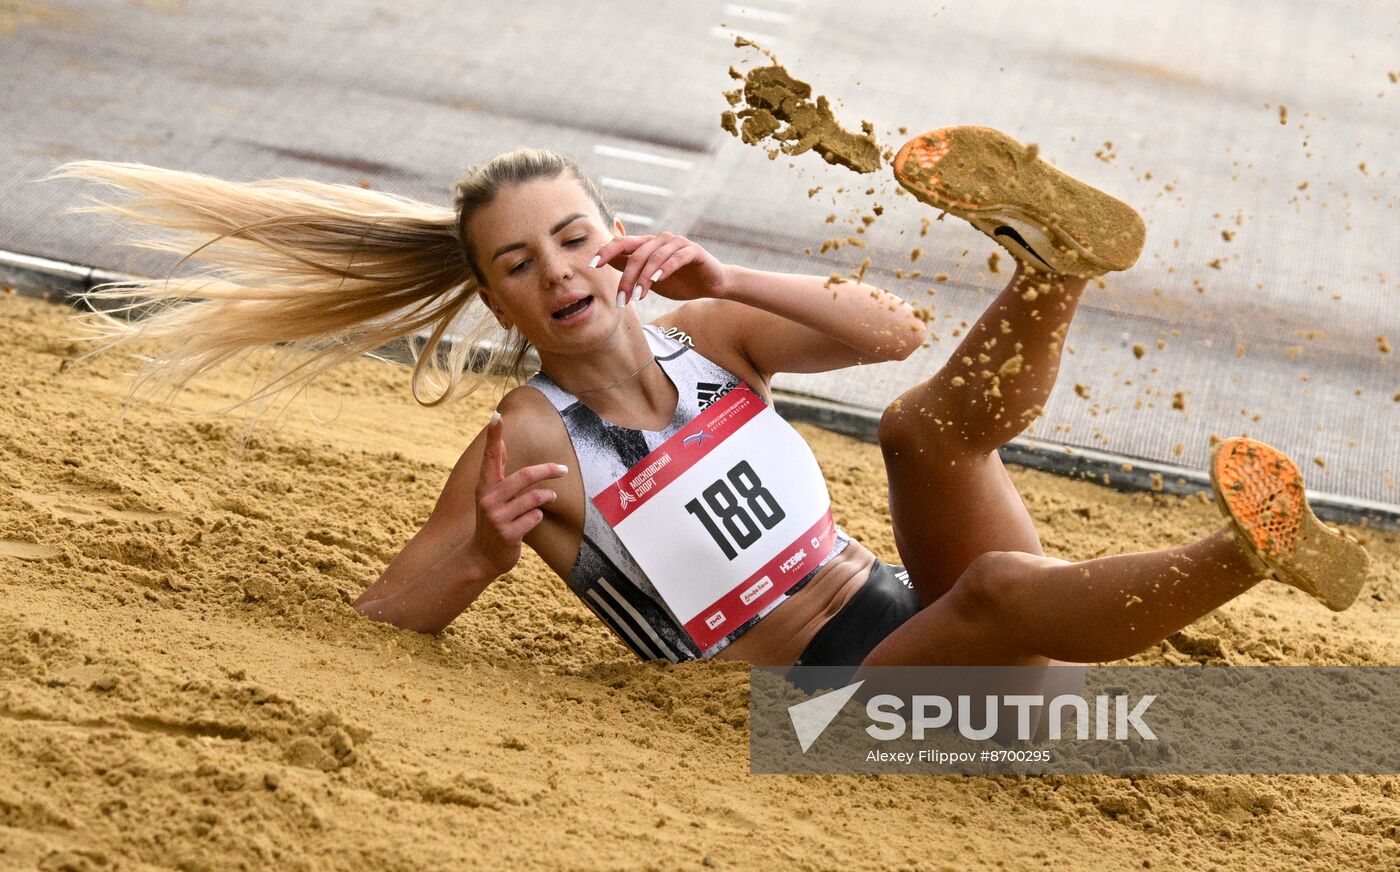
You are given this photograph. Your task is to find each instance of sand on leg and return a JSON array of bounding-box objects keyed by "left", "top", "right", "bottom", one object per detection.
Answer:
[
  {"left": 861, "top": 526, "right": 1263, "bottom": 668},
  {"left": 876, "top": 261, "right": 1089, "bottom": 609},
  {"left": 877, "top": 125, "right": 1143, "bottom": 610},
  {"left": 862, "top": 433, "right": 1371, "bottom": 669}
]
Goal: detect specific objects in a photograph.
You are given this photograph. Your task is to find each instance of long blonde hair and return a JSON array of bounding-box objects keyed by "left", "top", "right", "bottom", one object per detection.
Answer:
[{"left": 40, "top": 147, "right": 614, "bottom": 426}]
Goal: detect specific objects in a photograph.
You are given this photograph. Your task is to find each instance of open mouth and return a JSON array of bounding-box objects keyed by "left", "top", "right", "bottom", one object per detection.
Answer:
[{"left": 552, "top": 297, "right": 593, "bottom": 320}]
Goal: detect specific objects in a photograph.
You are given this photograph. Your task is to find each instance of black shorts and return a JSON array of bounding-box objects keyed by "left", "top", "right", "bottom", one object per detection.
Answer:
[{"left": 785, "top": 556, "right": 922, "bottom": 693}]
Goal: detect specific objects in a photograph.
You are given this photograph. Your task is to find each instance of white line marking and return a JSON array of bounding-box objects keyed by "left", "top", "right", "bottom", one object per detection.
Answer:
[
  {"left": 615, "top": 211, "right": 655, "bottom": 227},
  {"left": 709, "top": 25, "right": 779, "bottom": 46},
  {"left": 592, "top": 144, "right": 695, "bottom": 171},
  {"left": 600, "top": 177, "right": 673, "bottom": 197},
  {"left": 722, "top": 4, "right": 793, "bottom": 24}
]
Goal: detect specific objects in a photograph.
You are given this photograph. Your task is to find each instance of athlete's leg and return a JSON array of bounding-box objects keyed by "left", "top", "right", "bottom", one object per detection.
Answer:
[
  {"left": 877, "top": 261, "right": 1088, "bottom": 605},
  {"left": 861, "top": 525, "right": 1261, "bottom": 668},
  {"left": 878, "top": 125, "right": 1143, "bottom": 607}
]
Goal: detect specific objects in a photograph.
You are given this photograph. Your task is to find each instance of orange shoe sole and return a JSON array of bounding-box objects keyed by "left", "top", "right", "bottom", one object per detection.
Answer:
[
  {"left": 1210, "top": 437, "right": 1369, "bottom": 611},
  {"left": 892, "top": 126, "right": 1145, "bottom": 277}
]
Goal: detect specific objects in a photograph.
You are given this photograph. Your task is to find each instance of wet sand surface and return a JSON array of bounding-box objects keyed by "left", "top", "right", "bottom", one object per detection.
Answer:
[{"left": 2, "top": 294, "right": 1398, "bottom": 870}]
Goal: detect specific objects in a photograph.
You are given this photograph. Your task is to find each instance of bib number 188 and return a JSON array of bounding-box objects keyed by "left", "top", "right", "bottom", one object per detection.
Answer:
[{"left": 683, "top": 459, "right": 786, "bottom": 560}]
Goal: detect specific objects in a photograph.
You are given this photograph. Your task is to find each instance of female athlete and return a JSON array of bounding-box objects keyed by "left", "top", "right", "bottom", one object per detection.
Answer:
[{"left": 49, "top": 129, "right": 1370, "bottom": 692}]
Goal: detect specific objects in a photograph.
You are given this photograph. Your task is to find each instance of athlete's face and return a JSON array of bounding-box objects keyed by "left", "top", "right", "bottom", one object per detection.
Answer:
[{"left": 468, "top": 175, "right": 626, "bottom": 346}]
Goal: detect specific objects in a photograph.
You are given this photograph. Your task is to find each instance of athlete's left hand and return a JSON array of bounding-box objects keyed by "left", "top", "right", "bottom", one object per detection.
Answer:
[{"left": 591, "top": 232, "right": 731, "bottom": 305}]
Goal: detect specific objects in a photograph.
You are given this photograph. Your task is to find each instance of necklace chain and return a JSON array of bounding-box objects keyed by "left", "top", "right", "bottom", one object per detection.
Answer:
[{"left": 565, "top": 356, "right": 656, "bottom": 395}]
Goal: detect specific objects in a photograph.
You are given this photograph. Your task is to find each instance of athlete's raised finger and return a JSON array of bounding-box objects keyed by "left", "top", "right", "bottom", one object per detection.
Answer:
[
  {"left": 477, "top": 410, "right": 507, "bottom": 492},
  {"left": 616, "top": 234, "right": 670, "bottom": 303},
  {"left": 591, "top": 235, "right": 649, "bottom": 273},
  {"left": 650, "top": 245, "right": 702, "bottom": 294},
  {"left": 636, "top": 238, "right": 688, "bottom": 301}
]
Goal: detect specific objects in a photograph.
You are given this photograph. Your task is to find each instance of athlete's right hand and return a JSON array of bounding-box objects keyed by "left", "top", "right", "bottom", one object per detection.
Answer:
[{"left": 471, "top": 411, "right": 568, "bottom": 576}]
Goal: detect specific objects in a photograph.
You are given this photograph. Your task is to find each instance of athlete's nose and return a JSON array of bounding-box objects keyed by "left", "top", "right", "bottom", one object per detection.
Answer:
[{"left": 539, "top": 248, "right": 573, "bottom": 290}]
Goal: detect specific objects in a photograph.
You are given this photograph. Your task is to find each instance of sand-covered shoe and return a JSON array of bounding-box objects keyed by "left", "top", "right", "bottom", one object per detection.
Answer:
[
  {"left": 1210, "top": 437, "right": 1370, "bottom": 611},
  {"left": 892, "top": 126, "right": 1146, "bottom": 277}
]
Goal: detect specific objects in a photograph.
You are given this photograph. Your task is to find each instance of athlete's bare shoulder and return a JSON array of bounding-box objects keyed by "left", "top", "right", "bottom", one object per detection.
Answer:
[
  {"left": 645, "top": 306, "right": 694, "bottom": 344},
  {"left": 492, "top": 381, "right": 585, "bottom": 576},
  {"left": 648, "top": 302, "right": 774, "bottom": 402},
  {"left": 494, "top": 382, "right": 570, "bottom": 463}
]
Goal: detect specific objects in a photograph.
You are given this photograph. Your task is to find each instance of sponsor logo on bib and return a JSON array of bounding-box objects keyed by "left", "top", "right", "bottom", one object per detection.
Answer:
[
  {"left": 616, "top": 486, "right": 637, "bottom": 510},
  {"left": 740, "top": 576, "right": 772, "bottom": 605},
  {"left": 780, "top": 548, "right": 808, "bottom": 574},
  {"left": 683, "top": 428, "right": 714, "bottom": 448},
  {"left": 626, "top": 452, "right": 672, "bottom": 498}
]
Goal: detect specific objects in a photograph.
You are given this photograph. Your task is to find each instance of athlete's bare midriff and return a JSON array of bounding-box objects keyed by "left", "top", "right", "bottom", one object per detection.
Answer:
[
  {"left": 710, "top": 536, "right": 878, "bottom": 666},
  {"left": 506, "top": 316, "right": 881, "bottom": 669}
]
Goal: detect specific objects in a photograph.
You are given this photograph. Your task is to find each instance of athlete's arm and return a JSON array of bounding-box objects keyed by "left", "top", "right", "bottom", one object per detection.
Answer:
[
  {"left": 703, "top": 265, "right": 927, "bottom": 382},
  {"left": 595, "top": 232, "right": 926, "bottom": 382},
  {"left": 352, "top": 402, "right": 566, "bottom": 634}
]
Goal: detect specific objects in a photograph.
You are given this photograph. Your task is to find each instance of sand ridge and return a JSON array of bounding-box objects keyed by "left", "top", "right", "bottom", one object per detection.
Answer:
[{"left": 2, "top": 294, "right": 1398, "bottom": 870}]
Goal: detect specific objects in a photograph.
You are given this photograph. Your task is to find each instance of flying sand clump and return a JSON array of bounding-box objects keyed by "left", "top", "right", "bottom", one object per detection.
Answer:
[{"left": 721, "top": 38, "right": 884, "bottom": 174}]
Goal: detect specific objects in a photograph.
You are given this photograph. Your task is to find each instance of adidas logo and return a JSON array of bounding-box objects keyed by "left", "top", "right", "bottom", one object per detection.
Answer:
[{"left": 696, "top": 379, "right": 737, "bottom": 411}]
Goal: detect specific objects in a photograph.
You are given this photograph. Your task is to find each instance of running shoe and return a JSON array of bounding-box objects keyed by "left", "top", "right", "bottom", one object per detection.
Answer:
[
  {"left": 892, "top": 126, "right": 1146, "bottom": 277},
  {"left": 1210, "top": 437, "right": 1370, "bottom": 611}
]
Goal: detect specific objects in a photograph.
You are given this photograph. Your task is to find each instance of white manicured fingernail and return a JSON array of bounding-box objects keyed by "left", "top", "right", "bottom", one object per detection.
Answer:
[
  {"left": 616, "top": 291, "right": 627, "bottom": 307},
  {"left": 632, "top": 284, "right": 642, "bottom": 302},
  {"left": 554, "top": 463, "right": 569, "bottom": 474},
  {"left": 490, "top": 410, "right": 501, "bottom": 424},
  {"left": 649, "top": 269, "right": 663, "bottom": 282},
  {"left": 588, "top": 255, "right": 601, "bottom": 268}
]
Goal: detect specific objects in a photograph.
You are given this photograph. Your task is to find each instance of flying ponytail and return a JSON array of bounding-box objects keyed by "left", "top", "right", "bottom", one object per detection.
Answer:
[{"left": 40, "top": 145, "right": 613, "bottom": 429}]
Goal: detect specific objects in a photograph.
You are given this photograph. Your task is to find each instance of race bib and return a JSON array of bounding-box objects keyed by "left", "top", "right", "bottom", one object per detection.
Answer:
[{"left": 595, "top": 383, "right": 836, "bottom": 650}]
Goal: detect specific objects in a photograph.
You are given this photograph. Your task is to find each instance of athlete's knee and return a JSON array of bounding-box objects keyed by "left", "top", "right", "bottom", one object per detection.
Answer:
[
  {"left": 946, "top": 550, "right": 1043, "bottom": 626},
  {"left": 877, "top": 396, "right": 918, "bottom": 450},
  {"left": 879, "top": 386, "right": 1002, "bottom": 461},
  {"left": 878, "top": 391, "right": 969, "bottom": 458}
]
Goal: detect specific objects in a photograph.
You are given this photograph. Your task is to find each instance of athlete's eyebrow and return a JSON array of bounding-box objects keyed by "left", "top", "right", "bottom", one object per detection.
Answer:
[{"left": 490, "top": 213, "right": 587, "bottom": 262}]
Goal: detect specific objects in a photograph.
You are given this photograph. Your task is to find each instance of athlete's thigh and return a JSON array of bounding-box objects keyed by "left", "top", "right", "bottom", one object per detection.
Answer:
[
  {"left": 858, "top": 591, "right": 1049, "bottom": 668},
  {"left": 882, "top": 446, "right": 1043, "bottom": 606}
]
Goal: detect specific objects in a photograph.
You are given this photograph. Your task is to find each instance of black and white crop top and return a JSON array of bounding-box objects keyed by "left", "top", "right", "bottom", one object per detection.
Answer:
[{"left": 523, "top": 323, "right": 852, "bottom": 661}]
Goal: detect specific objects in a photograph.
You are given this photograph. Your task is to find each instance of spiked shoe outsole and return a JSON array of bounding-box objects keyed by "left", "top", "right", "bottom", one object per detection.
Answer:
[
  {"left": 892, "top": 126, "right": 1146, "bottom": 277},
  {"left": 1210, "top": 437, "right": 1369, "bottom": 611}
]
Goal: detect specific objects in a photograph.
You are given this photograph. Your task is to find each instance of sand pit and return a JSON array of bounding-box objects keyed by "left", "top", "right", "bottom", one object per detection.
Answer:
[{"left": 2, "top": 292, "right": 1398, "bottom": 870}]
